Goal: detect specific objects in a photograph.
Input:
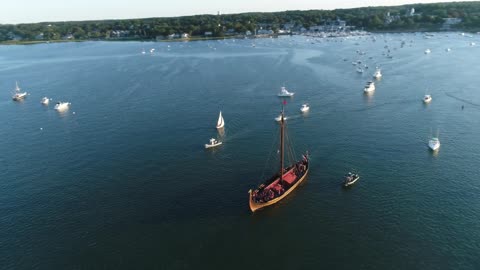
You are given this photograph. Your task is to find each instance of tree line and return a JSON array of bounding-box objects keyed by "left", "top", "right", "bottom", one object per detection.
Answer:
[{"left": 1, "top": 1, "right": 480, "bottom": 42}]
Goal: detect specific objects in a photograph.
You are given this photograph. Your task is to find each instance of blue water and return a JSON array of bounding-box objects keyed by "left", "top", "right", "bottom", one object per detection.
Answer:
[{"left": 1, "top": 33, "right": 480, "bottom": 269}]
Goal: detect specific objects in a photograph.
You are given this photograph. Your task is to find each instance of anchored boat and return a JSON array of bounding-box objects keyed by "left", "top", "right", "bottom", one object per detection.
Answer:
[{"left": 12, "top": 81, "right": 27, "bottom": 101}]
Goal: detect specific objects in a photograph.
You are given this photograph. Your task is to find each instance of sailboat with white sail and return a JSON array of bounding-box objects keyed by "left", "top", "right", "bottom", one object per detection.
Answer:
[{"left": 216, "top": 111, "right": 225, "bottom": 129}]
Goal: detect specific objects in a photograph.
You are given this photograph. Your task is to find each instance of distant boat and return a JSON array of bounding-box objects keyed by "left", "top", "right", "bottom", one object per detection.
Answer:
[
  {"left": 41, "top": 97, "right": 50, "bottom": 105},
  {"left": 216, "top": 111, "right": 225, "bottom": 129},
  {"left": 343, "top": 172, "right": 360, "bottom": 187},
  {"left": 428, "top": 129, "right": 441, "bottom": 151},
  {"left": 278, "top": 86, "right": 294, "bottom": 97},
  {"left": 373, "top": 68, "right": 382, "bottom": 79},
  {"left": 12, "top": 81, "right": 28, "bottom": 101},
  {"left": 424, "top": 49, "right": 431, "bottom": 54},
  {"left": 428, "top": 137, "right": 440, "bottom": 151},
  {"left": 141, "top": 48, "right": 146, "bottom": 54},
  {"left": 364, "top": 81, "right": 375, "bottom": 93},
  {"left": 446, "top": 48, "right": 451, "bottom": 52},
  {"left": 423, "top": 94, "right": 432, "bottom": 103},
  {"left": 249, "top": 104, "right": 309, "bottom": 212},
  {"left": 150, "top": 48, "right": 155, "bottom": 53},
  {"left": 356, "top": 67, "right": 364, "bottom": 73},
  {"left": 300, "top": 103, "right": 310, "bottom": 113},
  {"left": 54, "top": 101, "right": 71, "bottom": 111},
  {"left": 205, "top": 138, "right": 222, "bottom": 149},
  {"left": 470, "top": 42, "right": 476, "bottom": 46}
]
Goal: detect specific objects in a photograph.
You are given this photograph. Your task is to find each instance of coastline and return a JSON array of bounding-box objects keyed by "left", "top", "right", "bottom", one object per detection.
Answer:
[{"left": 1, "top": 29, "right": 478, "bottom": 45}]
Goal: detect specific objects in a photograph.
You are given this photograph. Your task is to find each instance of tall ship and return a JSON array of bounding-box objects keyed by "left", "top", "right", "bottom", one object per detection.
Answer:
[{"left": 248, "top": 104, "right": 309, "bottom": 212}]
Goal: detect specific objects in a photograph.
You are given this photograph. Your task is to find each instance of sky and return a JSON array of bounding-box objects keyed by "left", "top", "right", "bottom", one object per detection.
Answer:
[{"left": 1, "top": 0, "right": 477, "bottom": 24}]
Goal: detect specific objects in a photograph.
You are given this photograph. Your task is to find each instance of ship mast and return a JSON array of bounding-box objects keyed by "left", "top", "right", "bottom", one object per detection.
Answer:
[{"left": 280, "top": 103, "right": 285, "bottom": 184}]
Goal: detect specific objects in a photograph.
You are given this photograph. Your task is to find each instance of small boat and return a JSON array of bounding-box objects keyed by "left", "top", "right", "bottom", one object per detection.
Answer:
[
  {"left": 54, "top": 101, "right": 71, "bottom": 111},
  {"left": 205, "top": 138, "right": 222, "bottom": 149},
  {"left": 343, "top": 172, "right": 360, "bottom": 187},
  {"left": 470, "top": 42, "right": 476, "bottom": 46},
  {"left": 300, "top": 103, "right": 310, "bottom": 113},
  {"left": 141, "top": 48, "right": 146, "bottom": 54},
  {"left": 364, "top": 81, "right": 375, "bottom": 93},
  {"left": 150, "top": 48, "right": 155, "bottom": 53},
  {"left": 428, "top": 137, "right": 440, "bottom": 151},
  {"left": 41, "top": 97, "right": 50, "bottom": 105},
  {"left": 216, "top": 111, "right": 225, "bottom": 129},
  {"left": 423, "top": 94, "right": 432, "bottom": 103},
  {"left": 356, "top": 67, "right": 364, "bottom": 73},
  {"left": 373, "top": 68, "right": 382, "bottom": 79},
  {"left": 424, "top": 49, "right": 431, "bottom": 54},
  {"left": 249, "top": 105, "right": 309, "bottom": 212},
  {"left": 12, "top": 81, "right": 28, "bottom": 101},
  {"left": 446, "top": 48, "right": 451, "bottom": 52},
  {"left": 278, "top": 86, "right": 294, "bottom": 97}
]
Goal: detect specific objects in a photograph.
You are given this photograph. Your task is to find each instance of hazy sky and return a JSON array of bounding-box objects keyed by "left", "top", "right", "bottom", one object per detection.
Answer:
[{"left": 2, "top": 0, "right": 476, "bottom": 24}]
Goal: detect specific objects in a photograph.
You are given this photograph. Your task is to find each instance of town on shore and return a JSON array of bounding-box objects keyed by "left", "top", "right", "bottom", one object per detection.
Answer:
[{"left": 1, "top": 1, "right": 480, "bottom": 44}]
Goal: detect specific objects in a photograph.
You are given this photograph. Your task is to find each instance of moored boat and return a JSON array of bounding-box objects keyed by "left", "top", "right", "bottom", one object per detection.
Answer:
[
  {"left": 41, "top": 97, "right": 50, "bottom": 105},
  {"left": 249, "top": 104, "right": 309, "bottom": 212},
  {"left": 364, "top": 81, "right": 375, "bottom": 93},
  {"left": 300, "top": 103, "right": 310, "bottom": 113},
  {"left": 54, "top": 101, "right": 71, "bottom": 111},
  {"left": 12, "top": 81, "right": 28, "bottom": 101},
  {"left": 278, "top": 86, "right": 294, "bottom": 97},
  {"left": 373, "top": 68, "right": 382, "bottom": 79},
  {"left": 423, "top": 94, "right": 432, "bottom": 103},
  {"left": 343, "top": 172, "right": 360, "bottom": 187}
]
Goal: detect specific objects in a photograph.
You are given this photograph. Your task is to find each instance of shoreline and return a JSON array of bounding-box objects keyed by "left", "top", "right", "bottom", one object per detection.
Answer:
[{"left": 1, "top": 30, "right": 477, "bottom": 45}]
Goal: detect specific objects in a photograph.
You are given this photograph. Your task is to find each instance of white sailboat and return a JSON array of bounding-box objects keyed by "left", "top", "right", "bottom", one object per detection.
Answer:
[
  {"left": 216, "top": 111, "right": 225, "bottom": 129},
  {"left": 12, "top": 81, "right": 28, "bottom": 101}
]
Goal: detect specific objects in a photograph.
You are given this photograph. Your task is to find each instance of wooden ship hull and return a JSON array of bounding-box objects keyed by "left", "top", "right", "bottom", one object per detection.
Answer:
[{"left": 249, "top": 159, "right": 309, "bottom": 212}]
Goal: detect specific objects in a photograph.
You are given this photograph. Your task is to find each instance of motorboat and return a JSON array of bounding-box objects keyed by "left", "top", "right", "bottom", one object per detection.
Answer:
[
  {"left": 446, "top": 48, "right": 451, "bottom": 52},
  {"left": 424, "top": 49, "right": 431, "bottom": 54},
  {"left": 343, "top": 172, "right": 360, "bottom": 187},
  {"left": 12, "top": 81, "right": 27, "bottom": 101},
  {"left": 373, "top": 68, "right": 382, "bottom": 79},
  {"left": 277, "top": 86, "right": 294, "bottom": 97},
  {"left": 356, "top": 67, "right": 364, "bottom": 73},
  {"left": 41, "top": 97, "right": 50, "bottom": 105},
  {"left": 54, "top": 101, "right": 71, "bottom": 111},
  {"left": 300, "top": 103, "right": 310, "bottom": 113},
  {"left": 363, "top": 81, "right": 375, "bottom": 93},
  {"left": 423, "top": 94, "right": 432, "bottom": 103},
  {"left": 205, "top": 138, "right": 222, "bottom": 149},
  {"left": 428, "top": 137, "right": 440, "bottom": 151}
]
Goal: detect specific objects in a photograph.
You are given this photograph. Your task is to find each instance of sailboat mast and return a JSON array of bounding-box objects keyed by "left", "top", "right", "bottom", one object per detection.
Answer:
[{"left": 280, "top": 105, "right": 285, "bottom": 184}]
